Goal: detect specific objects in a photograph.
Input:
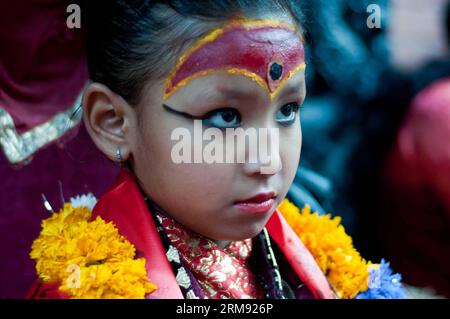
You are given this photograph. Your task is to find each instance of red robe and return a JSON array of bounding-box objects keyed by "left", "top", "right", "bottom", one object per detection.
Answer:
[{"left": 27, "top": 170, "right": 334, "bottom": 299}]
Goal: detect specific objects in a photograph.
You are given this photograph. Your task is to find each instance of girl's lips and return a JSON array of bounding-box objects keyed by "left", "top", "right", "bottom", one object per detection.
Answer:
[{"left": 234, "top": 192, "right": 277, "bottom": 214}]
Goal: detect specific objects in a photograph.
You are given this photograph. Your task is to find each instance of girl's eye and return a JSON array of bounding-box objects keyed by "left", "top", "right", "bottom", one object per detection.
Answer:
[
  {"left": 202, "top": 108, "right": 241, "bottom": 129},
  {"left": 276, "top": 102, "right": 300, "bottom": 126}
]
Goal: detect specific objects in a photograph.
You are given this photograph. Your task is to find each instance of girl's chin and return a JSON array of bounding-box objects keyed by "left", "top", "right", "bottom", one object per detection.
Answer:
[{"left": 211, "top": 220, "right": 269, "bottom": 241}]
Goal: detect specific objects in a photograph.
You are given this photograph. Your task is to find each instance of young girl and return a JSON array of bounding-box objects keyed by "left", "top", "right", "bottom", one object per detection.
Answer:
[{"left": 28, "top": 0, "right": 405, "bottom": 299}]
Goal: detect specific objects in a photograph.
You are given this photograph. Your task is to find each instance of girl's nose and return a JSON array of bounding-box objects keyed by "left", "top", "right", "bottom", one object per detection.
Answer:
[{"left": 242, "top": 128, "right": 282, "bottom": 177}]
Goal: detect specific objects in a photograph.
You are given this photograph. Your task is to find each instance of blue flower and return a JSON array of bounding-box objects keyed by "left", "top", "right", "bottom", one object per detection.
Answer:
[{"left": 355, "top": 259, "right": 406, "bottom": 299}]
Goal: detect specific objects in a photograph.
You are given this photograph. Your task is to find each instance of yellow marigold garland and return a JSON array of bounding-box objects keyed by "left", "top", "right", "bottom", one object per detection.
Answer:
[
  {"left": 278, "top": 199, "right": 370, "bottom": 299},
  {"left": 30, "top": 203, "right": 157, "bottom": 299},
  {"left": 30, "top": 196, "right": 387, "bottom": 299}
]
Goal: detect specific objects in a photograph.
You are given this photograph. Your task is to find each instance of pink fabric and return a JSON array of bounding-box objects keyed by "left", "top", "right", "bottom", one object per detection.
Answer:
[
  {"left": 0, "top": 1, "right": 110, "bottom": 298},
  {"left": 382, "top": 78, "right": 450, "bottom": 297},
  {"left": 0, "top": 124, "right": 118, "bottom": 298},
  {"left": 0, "top": 0, "right": 88, "bottom": 133}
]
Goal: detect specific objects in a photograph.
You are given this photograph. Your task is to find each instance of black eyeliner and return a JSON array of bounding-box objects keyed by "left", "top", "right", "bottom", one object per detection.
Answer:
[
  {"left": 162, "top": 103, "right": 203, "bottom": 120},
  {"left": 162, "top": 104, "right": 241, "bottom": 121}
]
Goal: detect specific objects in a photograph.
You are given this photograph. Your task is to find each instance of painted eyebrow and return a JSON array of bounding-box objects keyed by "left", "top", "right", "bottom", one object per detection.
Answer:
[
  {"left": 162, "top": 103, "right": 238, "bottom": 121},
  {"left": 162, "top": 103, "right": 202, "bottom": 120}
]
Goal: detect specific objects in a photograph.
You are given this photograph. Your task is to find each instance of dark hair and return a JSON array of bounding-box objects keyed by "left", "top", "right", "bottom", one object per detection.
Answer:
[{"left": 82, "top": 0, "right": 305, "bottom": 106}]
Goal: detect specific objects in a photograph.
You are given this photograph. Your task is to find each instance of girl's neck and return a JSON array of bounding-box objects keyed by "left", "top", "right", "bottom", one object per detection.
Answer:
[
  {"left": 215, "top": 240, "right": 231, "bottom": 249},
  {"left": 143, "top": 193, "right": 233, "bottom": 249}
]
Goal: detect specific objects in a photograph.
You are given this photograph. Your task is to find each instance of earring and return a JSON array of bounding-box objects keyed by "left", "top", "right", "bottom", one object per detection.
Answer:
[{"left": 115, "top": 146, "right": 123, "bottom": 164}]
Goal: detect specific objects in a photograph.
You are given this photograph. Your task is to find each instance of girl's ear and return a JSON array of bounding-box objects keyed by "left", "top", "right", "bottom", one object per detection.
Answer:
[{"left": 82, "top": 82, "right": 135, "bottom": 162}]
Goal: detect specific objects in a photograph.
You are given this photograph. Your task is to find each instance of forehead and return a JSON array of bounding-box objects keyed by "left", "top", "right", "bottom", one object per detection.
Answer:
[
  {"left": 163, "top": 18, "right": 305, "bottom": 102},
  {"left": 166, "top": 70, "right": 306, "bottom": 109}
]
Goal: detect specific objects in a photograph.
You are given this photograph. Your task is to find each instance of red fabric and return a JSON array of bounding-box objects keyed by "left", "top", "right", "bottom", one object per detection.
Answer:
[
  {"left": 27, "top": 169, "right": 335, "bottom": 299},
  {"left": 157, "top": 211, "right": 263, "bottom": 299},
  {"left": 91, "top": 170, "right": 184, "bottom": 299},
  {"left": 266, "top": 210, "right": 335, "bottom": 299},
  {"left": 26, "top": 281, "right": 69, "bottom": 299},
  {"left": 382, "top": 78, "right": 450, "bottom": 297}
]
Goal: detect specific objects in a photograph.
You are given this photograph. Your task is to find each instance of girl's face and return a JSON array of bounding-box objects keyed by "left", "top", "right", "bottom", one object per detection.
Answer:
[
  {"left": 85, "top": 18, "right": 305, "bottom": 242},
  {"left": 133, "top": 77, "right": 305, "bottom": 242}
]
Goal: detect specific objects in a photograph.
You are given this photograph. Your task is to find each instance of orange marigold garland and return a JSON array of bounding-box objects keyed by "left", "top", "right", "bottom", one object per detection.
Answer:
[
  {"left": 278, "top": 199, "right": 405, "bottom": 299},
  {"left": 30, "top": 193, "right": 403, "bottom": 299},
  {"left": 30, "top": 196, "right": 157, "bottom": 299},
  {"left": 278, "top": 199, "right": 370, "bottom": 299}
]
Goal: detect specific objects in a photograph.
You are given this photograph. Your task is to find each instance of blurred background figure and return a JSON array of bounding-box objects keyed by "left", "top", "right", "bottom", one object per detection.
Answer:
[
  {"left": 381, "top": 0, "right": 450, "bottom": 297},
  {"left": 0, "top": 0, "right": 449, "bottom": 298},
  {"left": 298, "top": 0, "right": 450, "bottom": 297},
  {"left": 382, "top": 78, "right": 450, "bottom": 298}
]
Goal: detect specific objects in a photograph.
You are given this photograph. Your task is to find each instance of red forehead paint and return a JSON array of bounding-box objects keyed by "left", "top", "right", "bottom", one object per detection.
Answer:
[{"left": 164, "top": 19, "right": 305, "bottom": 100}]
